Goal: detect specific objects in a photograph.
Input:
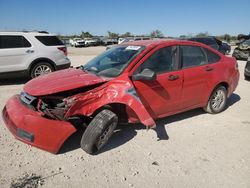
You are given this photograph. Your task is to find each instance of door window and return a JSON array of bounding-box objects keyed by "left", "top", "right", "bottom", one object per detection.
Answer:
[
  {"left": 203, "top": 48, "right": 221, "bottom": 63},
  {"left": 136, "top": 46, "right": 178, "bottom": 74},
  {"left": 180, "top": 45, "right": 207, "bottom": 68},
  {"left": 0, "top": 36, "right": 31, "bottom": 49}
]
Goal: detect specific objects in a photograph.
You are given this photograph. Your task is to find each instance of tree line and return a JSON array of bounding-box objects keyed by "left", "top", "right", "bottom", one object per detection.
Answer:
[{"left": 62, "top": 30, "right": 249, "bottom": 42}]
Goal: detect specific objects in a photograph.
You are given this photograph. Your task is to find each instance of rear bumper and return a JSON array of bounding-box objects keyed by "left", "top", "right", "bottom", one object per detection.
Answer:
[
  {"left": 2, "top": 95, "right": 76, "bottom": 154},
  {"left": 229, "top": 71, "right": 240, "bottom": 96}
]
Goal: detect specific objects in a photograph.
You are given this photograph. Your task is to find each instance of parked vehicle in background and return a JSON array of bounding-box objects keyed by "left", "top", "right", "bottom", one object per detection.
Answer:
[
  {"left": 0, "top": 31, "right": 70, "bottom": 78},
  {"left": 232, "top": 39, "right": 250, "bottom": 60},
  {"left": 221, "top": 41, "right": 231, "bottom": 54},
  {"left": 107, "top": 37, "right": 151, "bottom": 50},
  {"left": 134, "top": 37, "right": 151, "bottom": 41},
  {"left": 61, "top": 38, "right": 70, "bottom": 47},
  {"left": 84, "top": 38, "right": 98, "bottom": 46},
  {"left": 99, "top": 37, "right": 118, "bottom": 46},
  {"left": 188, "top": 36, "right": 231, "bottom": 54},
  {"left": 69, "top": 38, "right": 85, "bottom": 47},
  {"left": 244, "top": 58, "right": 250, "bottom": 80},
  {"left": 118, "top": 37, "right": 151, "bottom": 44},
  {"left": 2, "top": 40, "right": 239, "bottom": 155},
  {"left": 237, "top": 34, "right": 250, "bottom": 43}
]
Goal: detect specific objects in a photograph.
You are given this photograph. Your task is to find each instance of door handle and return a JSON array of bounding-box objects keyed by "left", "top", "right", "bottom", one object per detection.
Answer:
[
  {"left": 26, "top": 49, "right": 34, "bottom": 53},
  {"left": 168, "top": 75, "right": 179, "bottom": 81},
  {"left": 205, "top": 66, "right": 214, "bottom": 71}
]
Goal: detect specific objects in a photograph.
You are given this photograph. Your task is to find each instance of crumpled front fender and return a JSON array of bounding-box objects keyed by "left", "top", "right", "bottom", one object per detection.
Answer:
[
  {"left": 2, "top": 95, "right": 76, "bottom": 154},
  {"left": 65, "top": 79, "right": 156, "bottom": 127}
]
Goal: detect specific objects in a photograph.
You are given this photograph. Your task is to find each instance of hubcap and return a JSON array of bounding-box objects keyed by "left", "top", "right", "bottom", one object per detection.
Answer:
[
  {"left": 96, "top": 121, "right": 117, "bottom": 150},
  {"left": 34, "top": 65, "right": 52, "bottom": 77},
  {"left": 211, "top": 90, "right": 225, "bottom": 110}
]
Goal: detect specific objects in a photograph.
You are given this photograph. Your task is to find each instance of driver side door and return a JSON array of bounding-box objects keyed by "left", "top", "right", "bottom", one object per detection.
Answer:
[{"left": 131, "top": 45, "right": 184, "bottom": 119}]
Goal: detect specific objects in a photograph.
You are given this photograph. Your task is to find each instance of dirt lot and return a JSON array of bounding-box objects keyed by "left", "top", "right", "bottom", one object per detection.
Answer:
[{"left": 0, "top": 46, "right": 249, "bottom": 188}]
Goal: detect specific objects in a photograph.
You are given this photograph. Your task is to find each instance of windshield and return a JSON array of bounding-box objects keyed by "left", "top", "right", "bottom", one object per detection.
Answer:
[{"left": 81, "top": 45, "right": 145, "bottom": 77}]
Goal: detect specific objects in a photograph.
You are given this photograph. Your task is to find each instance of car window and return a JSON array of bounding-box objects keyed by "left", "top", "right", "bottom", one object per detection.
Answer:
[
  {"left": 0, "top": 35, "right": 31, "bottom": 49},
  {"left": 136, "top": 46, "right": 177, "bottom": 74},
  {"left": 203, "top": 48, "right": 221, "bottom": 63},
  {"left": 35, "top": 36, "right": 64, "bottom": 46},
  {"left": 180, "top": 45, "right": 207, "bottom": 68},
  {"left": 82, "top": 45, "right": 145, "bottom": 77}
]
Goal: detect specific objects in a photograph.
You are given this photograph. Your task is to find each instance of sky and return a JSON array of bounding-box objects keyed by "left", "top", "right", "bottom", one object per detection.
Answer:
[{"left": 0, "top": 0, "right": 249, "bottom": 37}]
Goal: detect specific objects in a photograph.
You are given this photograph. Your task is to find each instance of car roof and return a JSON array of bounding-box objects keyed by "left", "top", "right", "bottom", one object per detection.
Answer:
[
  {"left": 0, "top": 31, "right": 56, "bottom": 36},
  {"left": 120, "top": 39, "right": 207, "bottom": 48}
]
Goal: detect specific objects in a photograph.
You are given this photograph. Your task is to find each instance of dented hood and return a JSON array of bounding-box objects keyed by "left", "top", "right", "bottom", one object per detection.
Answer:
[{"left": 24, "top": 68, "right": 107, "bottom": 96}]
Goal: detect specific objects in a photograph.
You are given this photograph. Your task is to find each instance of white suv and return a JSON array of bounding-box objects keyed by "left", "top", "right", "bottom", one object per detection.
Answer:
[
  {"left": 69, "top": 38, "right": 85, "bottom": 47},
  {"left": 0, "top": 31, "right": 71, "bottom": 78}
]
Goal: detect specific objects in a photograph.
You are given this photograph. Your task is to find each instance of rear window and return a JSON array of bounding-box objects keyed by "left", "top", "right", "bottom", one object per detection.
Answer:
[
  {"left": 0, "top": 35, "right": 31, "bottom": 49},
  {"left": 180, "top": 45, "right": 207, "bottom": 68},
  {"left": 203, "top": 48, "right": 221, "bottom": 63},
  {"left": 35, "top": 36, "right": 64, "bottom": 46}
]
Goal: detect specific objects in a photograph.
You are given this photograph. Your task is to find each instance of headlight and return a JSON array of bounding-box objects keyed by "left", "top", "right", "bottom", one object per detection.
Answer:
[{"left": 20, "top": 91, "right": 37, "bottom": 105}]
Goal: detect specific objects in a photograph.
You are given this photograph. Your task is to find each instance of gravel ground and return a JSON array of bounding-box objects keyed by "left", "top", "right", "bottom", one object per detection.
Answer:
[{"left": 0, "top": 46, "right": 249, "bottom": 188}]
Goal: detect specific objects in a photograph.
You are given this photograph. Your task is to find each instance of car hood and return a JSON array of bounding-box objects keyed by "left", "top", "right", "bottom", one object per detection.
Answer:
[{"left": 24, "top": 68, "right": 107, "bottom": 96}]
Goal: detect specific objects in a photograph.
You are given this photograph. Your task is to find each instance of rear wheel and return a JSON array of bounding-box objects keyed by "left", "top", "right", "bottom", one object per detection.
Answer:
[
  {"left": 203, "top": 86, "right": 228, "bottom": 114},
  {"left": 30, "top": 62, "right": 54, "bottom": 78},
  {"left": 80, "top": 109, "right": 118, "bottom": 154}
]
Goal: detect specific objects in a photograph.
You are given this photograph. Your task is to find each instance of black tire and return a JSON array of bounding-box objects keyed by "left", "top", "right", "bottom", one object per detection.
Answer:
[
  {"left": 245, "top": 75, "right": 250, "bottom": 81},
  {"left": 203, "top": 86, "right": 228, "bottom": 114},
  {"left": 80, "top": 109, "right": 118, "bottom": 154},
  {"left": 30, "top": 62, "right": 54, "bottom": 78}
]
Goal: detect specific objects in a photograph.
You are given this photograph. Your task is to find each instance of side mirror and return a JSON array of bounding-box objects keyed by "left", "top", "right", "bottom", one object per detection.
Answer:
[{"left": 132, "top": 68, "right": 156, "bottom": 81}]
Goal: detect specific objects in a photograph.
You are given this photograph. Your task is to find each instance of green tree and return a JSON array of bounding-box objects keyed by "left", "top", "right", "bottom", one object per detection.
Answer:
[
  {"left": 107, "top": 31, "right": 119, "bottom": 38},
  {"left": 223, "top": 34, "right": 231, "bottom": 42},
  {"left": 121, "top": 32, "right": 133, "bottom": 38},
  {"left": 196, "top": 32, "right": 209, "bottom": 37},
  {"left": 81, "top": 31, "right": 93, "bottom": 38},
  {"left": 150, "top": 29, "right": 164, "bottom": 38}
]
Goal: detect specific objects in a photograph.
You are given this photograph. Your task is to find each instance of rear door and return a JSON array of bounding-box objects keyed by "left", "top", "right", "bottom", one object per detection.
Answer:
[
  {"left": 131, "top": 45, "right": 184, "bottom": 118},
  {"left": 0, "top": 35, "right": 33, "bottom": 72},
  {"left": 179, "top": 45, "right": 212, "bottom": 109}
]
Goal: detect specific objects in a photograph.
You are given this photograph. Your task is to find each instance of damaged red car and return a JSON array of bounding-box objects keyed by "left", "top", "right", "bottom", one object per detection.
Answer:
[{"left": 2, "top": 40, "right": 239, "bottom": 154}]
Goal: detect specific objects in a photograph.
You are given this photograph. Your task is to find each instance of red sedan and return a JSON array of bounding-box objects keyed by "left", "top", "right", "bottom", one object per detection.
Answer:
[{"left": 2, "top": 40, "right": 239, "bottom": 154}]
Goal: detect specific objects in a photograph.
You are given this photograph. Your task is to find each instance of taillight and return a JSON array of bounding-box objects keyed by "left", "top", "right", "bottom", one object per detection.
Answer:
[{"left": 58, "top": 47, "right": 67, "bottom": 56}]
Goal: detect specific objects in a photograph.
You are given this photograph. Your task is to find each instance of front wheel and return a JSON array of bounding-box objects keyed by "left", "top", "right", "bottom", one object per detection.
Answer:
[
  {"left": 30, "top": 62, "right": 54, "bottom": 78},
  {"left": 245, "top": 75, "right": 250, "bottom": 81},
  {"left": 203, "top": 86, "right": 228, "bottom": 114},
  {"left": 80, "top": 109, "right": 118, "bottom": 154}
]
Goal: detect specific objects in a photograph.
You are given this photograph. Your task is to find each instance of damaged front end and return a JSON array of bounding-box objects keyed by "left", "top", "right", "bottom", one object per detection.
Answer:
[
  {"left": 2, "top": 92, "right": 78, "bottom": 154},
  {"left": 20, "top": 91, "right": 70, "bottom": 121},
  {"left": 3, "top": 78, "right": 155, "bottom": 154}
]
